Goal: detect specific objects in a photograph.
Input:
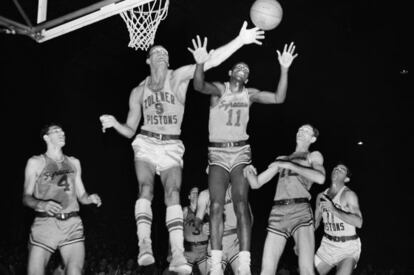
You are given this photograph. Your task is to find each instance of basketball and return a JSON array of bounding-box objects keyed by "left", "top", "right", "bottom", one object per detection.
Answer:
[{"left": 250, "top": 0, "right": 283, "bottom": 31}]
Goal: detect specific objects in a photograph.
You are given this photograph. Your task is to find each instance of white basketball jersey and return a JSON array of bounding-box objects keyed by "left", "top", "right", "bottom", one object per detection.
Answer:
[
  {"left": 322, "top": 186, "right": 357, "bottom": 236},
  {"left": 141, "top": 70, "right": 184, "bottom": 135},
  {"left": 208, "top": 82, "right": 250, "bottom": 142}
]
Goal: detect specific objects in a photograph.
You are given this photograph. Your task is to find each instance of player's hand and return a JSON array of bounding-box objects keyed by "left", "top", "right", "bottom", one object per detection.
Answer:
[
  {"left": 277, "top": 42, "right": 298, "bottom": 69},
  {"left": 187, "top": 35, "right": 214, "bottom": 64},
  {"left": 88, "top": 194, "right": 102, "bottom": 207},
  {"left": 243, "top": 165, "right": 257, "bottom": 177},
  {"left": 39, "top": 200, "right": 62, "bottom": 215},
  {"left": 320, "top": 194, "right": 335, "bottom": 212},
  {"left": 238, "top": 21, "right": 265, "bottom": 45},
  {"left": 99, "top": 114, "right": 118, "bottom": 133}
]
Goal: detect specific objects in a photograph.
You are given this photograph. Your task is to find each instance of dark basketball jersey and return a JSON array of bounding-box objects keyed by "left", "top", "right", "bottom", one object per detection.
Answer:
[{"left": 34, "top": 155, "right": 79, "bottom": 212}]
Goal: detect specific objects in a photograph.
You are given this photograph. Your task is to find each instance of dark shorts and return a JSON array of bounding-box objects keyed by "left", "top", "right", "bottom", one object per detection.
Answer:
[{"left": 267, "top": 202, "right": 314, "bottom": 238}]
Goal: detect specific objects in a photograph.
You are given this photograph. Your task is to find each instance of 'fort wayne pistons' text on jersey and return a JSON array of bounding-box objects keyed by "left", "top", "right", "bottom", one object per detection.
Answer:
[
  {"left": 275, "top": 153, "right": 313, "bottom": 201},
  {"left": 322, "top": 186, "right": 357, "bottom": 237},
  {"left": 209, "top": 83, "right": 250, "bottom": 142},
  {"left": 34, "top": 155, "right": 79, "bottom": 212},
  {"left": 141, "top": 70, "right": 185, "bottom": 135}
]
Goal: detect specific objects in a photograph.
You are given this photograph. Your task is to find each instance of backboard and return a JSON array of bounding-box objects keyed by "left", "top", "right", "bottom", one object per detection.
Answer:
[{"left": 0, "top": 0, "right": 169, "bottom": 50}]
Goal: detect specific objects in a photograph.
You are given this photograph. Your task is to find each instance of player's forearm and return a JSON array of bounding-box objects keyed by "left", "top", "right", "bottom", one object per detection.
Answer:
[
  {"left": 255, "top": 167, "right": 278, "bottom": 188},
  {"left": 78, "top": 193, "right": 91, "bottom": 205},
  {"left": 274, "top": 68, "right": 288, "bottom": 103},
  {"left": 204, "top": 36, "right": 244, "bottom": 70},
  {"left": 288, "top": 163, "right": 325, "bottom": 184},
  {"left": 332, "top": 208, "right": 363, "bottom": 228},
  {"left": 193, "top": 63, "right": 208, "bottom": 93},
  {"left": 22, "top": 194, "right": 43, "bottom": 211},
  {"left": 114, "top": 122, "right": 137, "bottom": 138}
]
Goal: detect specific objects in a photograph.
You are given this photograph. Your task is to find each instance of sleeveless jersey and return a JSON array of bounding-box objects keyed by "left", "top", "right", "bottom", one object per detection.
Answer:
[
  {"left": 209, "top": 82, "right": 250, "bottom": 142},
  {"left": 34, "top": 155, "right": 79, "bottom": 212},
  {"left": 274, "top": 153, "right": 313, "bottom": 201},
  {"left": 184, "top": 206, "right": 209, "bottom": 243},
  {"left": 141, "top": 70, "right": 185, "bottom": 135},
  {"left": 322, "top": 186, "right": 357, "bottom": 237}
]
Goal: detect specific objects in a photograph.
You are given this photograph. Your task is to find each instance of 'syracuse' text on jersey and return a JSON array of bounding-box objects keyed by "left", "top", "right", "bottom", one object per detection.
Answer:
[
  {"left": 34, "top": 155, "right": 79, "bottom": 212},
  {"left": 275, "top": 152, "right": 313, "bottom": 201},
  {"left": 141, "top": 70, "right": 185, "bottom": 135},
  {"left": 322, "top": 186, "right": 356, "bottom": 237},
  {"left": 209, "top": 82, "right": 250, "bottom": 142}
]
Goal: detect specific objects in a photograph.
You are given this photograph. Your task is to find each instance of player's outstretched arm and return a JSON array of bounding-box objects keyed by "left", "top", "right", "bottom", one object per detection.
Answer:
[
  {"left": 249, "top": 42, "right": 298, "bottom": 104},
  {"left": 244, "top": 163, "right": 279, "bottom": 189},
  {"left": 194, "top": 189, "right": 210, "bottom": 230},
  {"left": 175, "top": 21, "right": 265, "bottom": 82},
  {"left": 100, "top": 85, "right": 143, "bottom": 138}
]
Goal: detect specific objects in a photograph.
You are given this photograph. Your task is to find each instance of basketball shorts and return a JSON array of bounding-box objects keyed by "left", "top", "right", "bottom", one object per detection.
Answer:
[
  {"left": 315, "top": 236, "right": 361, "bottom": 268},
  {"left": 184, "top": 243, "right": 208, "bottom": 265},
  {"left": 132, "top": 134, "right": 185, "bottom": 175},
  {"left": 267, "top": 202, "right": 313, "bottom": 238},
  {"left": 208, "top": 145, "right": 251, "bottom": 172},
  {"left": 29, "top": 216, "right": 84, "bottom": 253}
]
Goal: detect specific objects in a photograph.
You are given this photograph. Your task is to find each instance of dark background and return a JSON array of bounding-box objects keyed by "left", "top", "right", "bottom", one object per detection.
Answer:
[{"left": 1, "top": 0, "right": 411, "bottom": 271}]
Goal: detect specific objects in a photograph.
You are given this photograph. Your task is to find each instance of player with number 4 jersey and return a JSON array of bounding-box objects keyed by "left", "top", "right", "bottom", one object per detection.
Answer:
[{"left": 192, "top": 41, "right": 298, "bottom": 275}]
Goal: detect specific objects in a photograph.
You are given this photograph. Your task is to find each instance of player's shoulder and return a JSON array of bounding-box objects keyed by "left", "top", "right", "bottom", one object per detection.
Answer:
[
  {"left": 342, "top": 186, "right": 358, "bottom": 200},
  {"left": 66, "top": 155, "right": 81, "bottom": 165},
  {"left": 309, "top": 151, "right": 324, "bottom": 162},
  {"left": 27, "top": 155, "right": 44, "bottom": 166}
]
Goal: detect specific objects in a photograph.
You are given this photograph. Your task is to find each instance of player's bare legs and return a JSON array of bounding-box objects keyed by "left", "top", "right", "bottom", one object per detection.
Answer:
[
  {"left": 315, "top": 260, "right": 332, "bottom": 275},
  {"left": 260, "top": 233, "right": 287, "bottom": 275},
  {"left": 293, "top": 226, "right": 315, "bottom": 275},
  {"left": 335, "top": 258, "right": 356, "bottom": 275},
  {"left": 27, "top": 246, "right": 52, "bottom": 275},
  {"left": 208, "top": 165, "right": 230, "bottom": 274},
  {"left": 161, "top": 166, "right": 191, "bottom": 274},
  {"left": 230, "top": 164, "right": 252, "bottom": 274},
  {"left": 60, "top": 242, "right": 85, "bottom": 275},
  {"left": 134, "top": 160, "right": 156, "bottom": 266}
]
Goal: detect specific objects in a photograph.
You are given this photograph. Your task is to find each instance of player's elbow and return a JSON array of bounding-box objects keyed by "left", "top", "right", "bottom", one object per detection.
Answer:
[
  {"left": 315, "top": 174, "right": 326, "bottom": 185},
  {"left": 356, "top": 217, "right": 363, "bottom": 228},
  {"left": 193, "top": 81, "right": 204, "bottom": 92}
]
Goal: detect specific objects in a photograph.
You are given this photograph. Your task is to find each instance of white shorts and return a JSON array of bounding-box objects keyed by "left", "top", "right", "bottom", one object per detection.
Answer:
[
  {"left": 315, "top": 236, "right": 361, "bottom": 268},
  {"left": 132, "top": 134, "right": 185, "bottom": 175}
]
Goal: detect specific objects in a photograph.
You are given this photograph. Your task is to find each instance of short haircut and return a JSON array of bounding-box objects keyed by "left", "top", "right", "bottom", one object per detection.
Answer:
[
  {"left": 304, "top": 124, "right": 319, "bottom": 138},
  {"left": 40, "top": 123, "right": 62, "bottom": 139}
]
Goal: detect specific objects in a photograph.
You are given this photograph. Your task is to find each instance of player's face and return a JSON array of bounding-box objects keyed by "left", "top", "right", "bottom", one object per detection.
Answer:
[
  {"left": 148, "top": 46, "right": 169, "bottom": 66},
  {"left": 331, "top": 165, "right": 349, "bottom": 181},
  {"left": 296, "top": 125, "right": 315, "bottom": 143},
  {"left": 231, "top": 63, "right": 250, "bottom": 83},
  {"left": 46, "top": 126, "right": 65, "bottom": 146},
  {"left": 189, "top": 187, "right": 199, "bottom": 202}
]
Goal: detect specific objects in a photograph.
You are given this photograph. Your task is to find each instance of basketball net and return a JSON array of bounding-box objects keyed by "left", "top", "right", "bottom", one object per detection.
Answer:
[{"left": 120, "top": 0, "right": 169, "bottom": 51}]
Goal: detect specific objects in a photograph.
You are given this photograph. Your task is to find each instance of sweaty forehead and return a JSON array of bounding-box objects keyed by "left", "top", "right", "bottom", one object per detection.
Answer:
[
  {"left": 150, "top": 46, "right": 168, "bottom": 55},
  {"left": 233, "top": 63, "right": 250, "bottom": 73},
  {"left": 299, "top": 125, "right": 314, "bottom": 133}
]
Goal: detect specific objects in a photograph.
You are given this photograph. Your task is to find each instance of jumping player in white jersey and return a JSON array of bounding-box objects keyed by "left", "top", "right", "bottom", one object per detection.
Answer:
[
  {"left": 23, "top": 123, "right": 102, "bottom": 275},
  {"left": 99, "top": 21, "right": 264, "bottom": 274},
  {"left": 244, "top": 124, "right": 325, "bottom": 275},
  {"left": 314, "top": 163, "right": 363, "bottom": 275},
  {"left": 192, "top": 42, "right": 298, "bottom": 275}
]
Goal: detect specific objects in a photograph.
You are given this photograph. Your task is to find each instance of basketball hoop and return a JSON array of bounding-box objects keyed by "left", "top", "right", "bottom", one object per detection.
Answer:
[{"left": 120, "top": 0, "right": 169, "bottom": 51}]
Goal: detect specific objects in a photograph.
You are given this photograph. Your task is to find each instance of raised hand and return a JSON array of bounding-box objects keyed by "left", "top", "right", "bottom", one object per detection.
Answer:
[
  {"left": 238, "top": 21, "right": 265, "bottom": 45},
  {"left": 99, "top": 114, "right": 118, "bottom": 133},
  {"left": 277, "top": 42, "right": 298, "bottom": 68},
  {"left": 187, "top": 35, "right": 214, "bottom": 64}
]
